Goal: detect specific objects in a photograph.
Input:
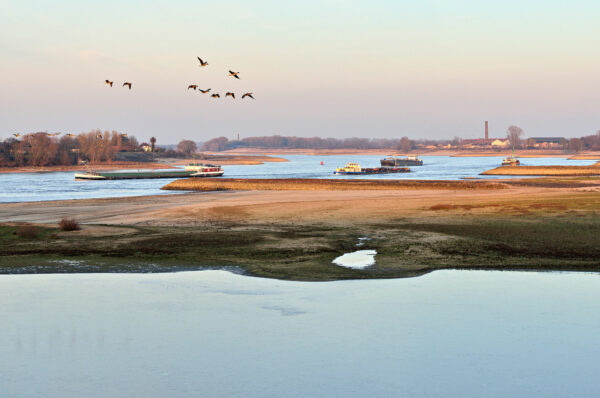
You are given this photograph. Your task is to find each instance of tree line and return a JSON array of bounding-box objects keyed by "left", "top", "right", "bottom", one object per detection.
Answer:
[
  {"left": 201, "top": 135, "right": 419, "bottom": 152},
  {"left": 0, "top": 131, "right": 141, "bottom": 167}
]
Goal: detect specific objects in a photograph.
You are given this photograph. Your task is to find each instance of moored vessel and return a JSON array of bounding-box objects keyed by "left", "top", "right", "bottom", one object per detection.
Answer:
[
  {"left": 380, "top": 155, "right": 423, "bottom": 167},
  {"left": 75, "top": 163, "right": 224, "bottom": 180},
  {"left": 501, "top": 157, "right": 520, "bottom": 166},
  {"left": 334, "top": 162, "right": 410, "bottom": 175}
]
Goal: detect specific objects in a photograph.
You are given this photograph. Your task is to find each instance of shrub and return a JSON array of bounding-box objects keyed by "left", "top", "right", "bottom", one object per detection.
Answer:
[
  {"left": 59, "top": 217, "right": 80, "bottom": 231},
  {"left": 16, "top": 225, "right": 41, "bottom": 238}
]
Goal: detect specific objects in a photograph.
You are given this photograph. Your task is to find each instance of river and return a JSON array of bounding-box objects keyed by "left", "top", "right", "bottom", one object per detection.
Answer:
[
  {"left": 1, "top": 270, "right": 599, "bottom": 397},
  {"left": 0, "top": 155, "right": 596, "bottom": 203}
]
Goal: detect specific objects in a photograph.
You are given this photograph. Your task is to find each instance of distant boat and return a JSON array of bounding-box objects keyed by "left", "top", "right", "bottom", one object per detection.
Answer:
[
  {"left": 501, "top": 157, "right": 520, "bottom": 166},
  {"left": 334, "top": 162, "right": 410, "bottom": 175},
  {"left": 380, "top": 155, "right": 423, "bottom": 167}
]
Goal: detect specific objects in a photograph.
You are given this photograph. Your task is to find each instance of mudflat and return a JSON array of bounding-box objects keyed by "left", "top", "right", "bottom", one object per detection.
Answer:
[{"left": 1, "top": 178, "right": 600, "bottom": 280}]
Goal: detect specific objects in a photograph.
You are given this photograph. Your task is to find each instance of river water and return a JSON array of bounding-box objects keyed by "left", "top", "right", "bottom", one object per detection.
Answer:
[
  {"left": 0, "top": 155, "right": 596, "bottom": 203},
  {"left": 1, "top": 270, "right": 599, "bottom": 397}
]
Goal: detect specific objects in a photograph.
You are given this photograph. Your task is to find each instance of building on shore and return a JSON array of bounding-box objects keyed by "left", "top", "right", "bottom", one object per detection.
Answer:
[{"left": 527, "top": 137, "right": 566, "bottom": 149}]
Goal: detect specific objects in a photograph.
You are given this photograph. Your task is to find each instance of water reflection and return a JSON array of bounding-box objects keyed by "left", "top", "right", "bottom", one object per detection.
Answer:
[{"left": 1, "top": 270, "right": 600, "bottom": 397}]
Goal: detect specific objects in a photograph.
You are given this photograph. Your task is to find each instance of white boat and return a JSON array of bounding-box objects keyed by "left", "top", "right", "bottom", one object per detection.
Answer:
[{"left": 185, "top": 163, "right": 225, "bottom": 177}]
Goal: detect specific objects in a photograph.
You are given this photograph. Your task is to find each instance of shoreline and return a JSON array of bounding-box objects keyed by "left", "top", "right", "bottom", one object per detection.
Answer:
[
  {"left": 1, "top": 181, "right": 599, "bottom": 280},
  {"left": 212, "top": 148, "right": 600, "bottom": 159},
  {"left": 0, "top": 154, "right": 288, "bottom": 174},
  {"left": 482, "top": 165, "right": 600, "bottom": 176}
]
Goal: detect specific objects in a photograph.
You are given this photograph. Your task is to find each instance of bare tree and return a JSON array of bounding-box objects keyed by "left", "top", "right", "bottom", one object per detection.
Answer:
[
  {"left": 177, "top": 140, "right": 197, "bottom": 156},
  {"left": 398, "top": 136, "right": 412, "bottom": 152},
  {"left": 506, "top": 125, "right": 524, "bottom": 150},
  {"left": 150, "top": 136, "right": 156, "bottom": 152}
]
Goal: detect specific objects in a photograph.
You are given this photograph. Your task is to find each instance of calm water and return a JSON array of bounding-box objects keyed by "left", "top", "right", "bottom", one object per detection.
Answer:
[
  {"left": 0, "top": 155, "right": 596, "bottom": 203},
  {"left": 1, "top": 270, "right": 599, "bottom": 397}
]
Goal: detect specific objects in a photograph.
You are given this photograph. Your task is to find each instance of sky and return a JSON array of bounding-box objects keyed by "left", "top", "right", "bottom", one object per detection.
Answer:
[{"left": 1, "top": 0, "right": 600, "bottom": 143}]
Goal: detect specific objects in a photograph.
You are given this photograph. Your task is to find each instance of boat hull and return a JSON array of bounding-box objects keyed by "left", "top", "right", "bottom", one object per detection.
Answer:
[
  {"left": 334, "top": 167, "right": 410, "bottom": 175},
  {"left": 74, "top": 170, "right": 213, "bottom": 180},
  {"left": 380, "top": 158, "right": 423, "bottom": 167}
]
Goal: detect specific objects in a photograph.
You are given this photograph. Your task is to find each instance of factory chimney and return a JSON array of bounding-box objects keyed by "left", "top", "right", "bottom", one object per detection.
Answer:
[{"left": 485, "top": 121, "right": 489, "bottom": 140}]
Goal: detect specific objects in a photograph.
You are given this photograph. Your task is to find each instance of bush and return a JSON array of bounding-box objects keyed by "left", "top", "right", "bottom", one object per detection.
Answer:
[
  {"left": 59, "top": 217, "right": 80, "bottom": 231},
  {"left": 16, "top": 225, "right": 41, "bottom": 238}
]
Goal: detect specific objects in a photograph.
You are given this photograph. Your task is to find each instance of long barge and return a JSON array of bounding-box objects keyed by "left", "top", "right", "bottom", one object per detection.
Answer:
[
  {"left": 334, "top": 162, "right": 410, "bottom": 175},
  {"left": 75, "top": 163, "right": 224, "bottom": 180},
  {"left": 380, "top": 155, "right": 423, "bottom": 167}
]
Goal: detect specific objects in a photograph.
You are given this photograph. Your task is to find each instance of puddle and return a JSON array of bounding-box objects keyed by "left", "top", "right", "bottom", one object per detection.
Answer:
[
  {"left": 356, "top": 236, "right": 371, "bottom": 247},
  {"left": 332, "top": 250, "right": 377, "bottom": 269}
]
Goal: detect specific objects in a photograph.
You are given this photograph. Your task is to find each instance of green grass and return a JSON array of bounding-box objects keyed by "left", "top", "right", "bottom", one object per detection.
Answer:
[{"left": 1, "top": 217, "right": 599, "bottom": 280}]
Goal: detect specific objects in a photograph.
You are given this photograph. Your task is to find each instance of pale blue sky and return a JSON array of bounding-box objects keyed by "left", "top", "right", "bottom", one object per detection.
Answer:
[{"left": 1, "top": 0, "right": 599, "bottom": 143}]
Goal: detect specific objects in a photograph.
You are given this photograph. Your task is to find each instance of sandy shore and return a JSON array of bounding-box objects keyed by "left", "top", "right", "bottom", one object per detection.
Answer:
[
  {"left": 215, "top": 148, "right": 583, "bottom": 158},
  {"left": 163, "top": 178, "right": 507, "bottom": 192},
  {"left": 1, "top": 181, "right": 596, "bottom": 226},
  {"left": 482, "top": 165, "right": 600, "bottom": 176},
  {"left": 0, "top": 162, "right": 174, "bottom": 174}
]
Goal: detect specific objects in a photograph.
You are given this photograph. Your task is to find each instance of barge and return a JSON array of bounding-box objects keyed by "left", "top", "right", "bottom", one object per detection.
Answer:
[
  {"left": 334, "top": 162, "right": 410, "bottom": 175},
  {"left": 75, "top": 163, "right": 224, "bottom": 180},
  {"left": 380, "top": 155, "right": 423, "bottom": 167}
]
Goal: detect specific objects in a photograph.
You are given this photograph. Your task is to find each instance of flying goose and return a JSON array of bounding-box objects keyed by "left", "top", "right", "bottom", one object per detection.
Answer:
[
  {"left": 199, "top": 88, "right": 211, "bottom": 94},
  {"left": 225, "top": 92, "right": 235, "bottom": 99},
  {"left": 228, "top": 70, "right": 240, "bottom": 79},
  {"left": 122, "top": 82, "right": 132, "bottom": 89},
  {"left": 197, "top": 57, "right": 208, "bottom": 67},
  {"left": 13, "top": 133, "right": 20, "bottom": 138},
  {"left": 188, "top": 85, "right": 198, "bottom": 90},
  {"left": 211, "top": 93, "right": 220, "bottom": 98},
  {"left": 241, "top": 93, "right": 254, "bottom": 99},
  {"left": 105, "top": 80, "right": 113, "bottom": 87},
  {"left": 65, "top": 133, "right": 76, "bottom": 137}
]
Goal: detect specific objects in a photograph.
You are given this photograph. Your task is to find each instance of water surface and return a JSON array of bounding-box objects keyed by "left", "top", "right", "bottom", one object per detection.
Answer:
[
  {"left": 2, "top": 270, "right": 599, "bottom": 397},
  {"left": 0, "top": 155, "right": 595, "bottom": 203}
]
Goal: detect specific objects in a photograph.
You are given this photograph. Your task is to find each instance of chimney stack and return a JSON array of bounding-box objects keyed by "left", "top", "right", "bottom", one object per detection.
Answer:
[{"left": 485, "top": 121, "right": 489, "bottom": 140}]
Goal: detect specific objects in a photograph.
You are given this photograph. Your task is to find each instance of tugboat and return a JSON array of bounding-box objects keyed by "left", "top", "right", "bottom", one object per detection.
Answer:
[
  {"left": 334, "top": 162, "right": 410, "bottom": 175},
  {"left": 501, "top": 157, "right": 520, "bottom": 166},
  {"left": 380, "top": 155, "right": 423, "bottom": 167},
  {"left": 501, "top": 149, "right": 520, "bottom": 166}
]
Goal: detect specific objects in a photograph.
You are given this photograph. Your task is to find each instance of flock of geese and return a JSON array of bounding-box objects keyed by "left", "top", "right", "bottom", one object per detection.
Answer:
[{"left": 104, "top": 56, "right": 254, "bottom": 100}]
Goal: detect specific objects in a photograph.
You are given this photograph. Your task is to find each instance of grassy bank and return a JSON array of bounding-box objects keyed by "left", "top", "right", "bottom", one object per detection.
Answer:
[
  {"left": 482, "top": 165, "right": 600, "bottom": 176},
  {"left": 162, "top": 178, "right": 508, "bottom": 192},
  {"left": 2, "top": 215, "right": 599, "bottom": 280}
]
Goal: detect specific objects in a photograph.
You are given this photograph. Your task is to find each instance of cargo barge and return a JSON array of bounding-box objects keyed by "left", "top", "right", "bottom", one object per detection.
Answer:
[
  {"left": 75, "top": 163, "right": 224, "bottom": 180},
  {"left": 334, "top": 162, "right": 410, "bottom": 175},
  {"left": 380, "top": 155, "right": 423, "bottom": 167}
]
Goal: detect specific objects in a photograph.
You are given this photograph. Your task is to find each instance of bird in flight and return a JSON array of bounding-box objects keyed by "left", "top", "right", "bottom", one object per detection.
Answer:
[
  {"left": 65, "top": 133, "right": 76, "bottom": 137},
  {"left": 96, "top": 133, "right": 103, "bottom": 139},
  {"left": 197, "top": 57, "right": 208, "bottom": 67},
  {"left": 225, "top": 92, "right": 235, "bottom": 99},
  {"left": 105, "top": 80, "right": 114, "bottom": 87},
  {"left": 229, "top": 70, "right": 240, "bottom": 79},
  {"left": 199, "top": 88, "right": 211, "bottom": 94},
  {"left": 188, "top": 85, "right": 198, "bottom": 90},
  {"left": 13, "top": 133, "right": 20, "bottom": 138},
  {"left": 123, "top": 82, "right": 132, "bottom": 89},
  {"left": 241, "top": 93, "right": 254, "bottom": 99},
  {"left": 211, "top": 93, "right": 220, "bottom": 98}
]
